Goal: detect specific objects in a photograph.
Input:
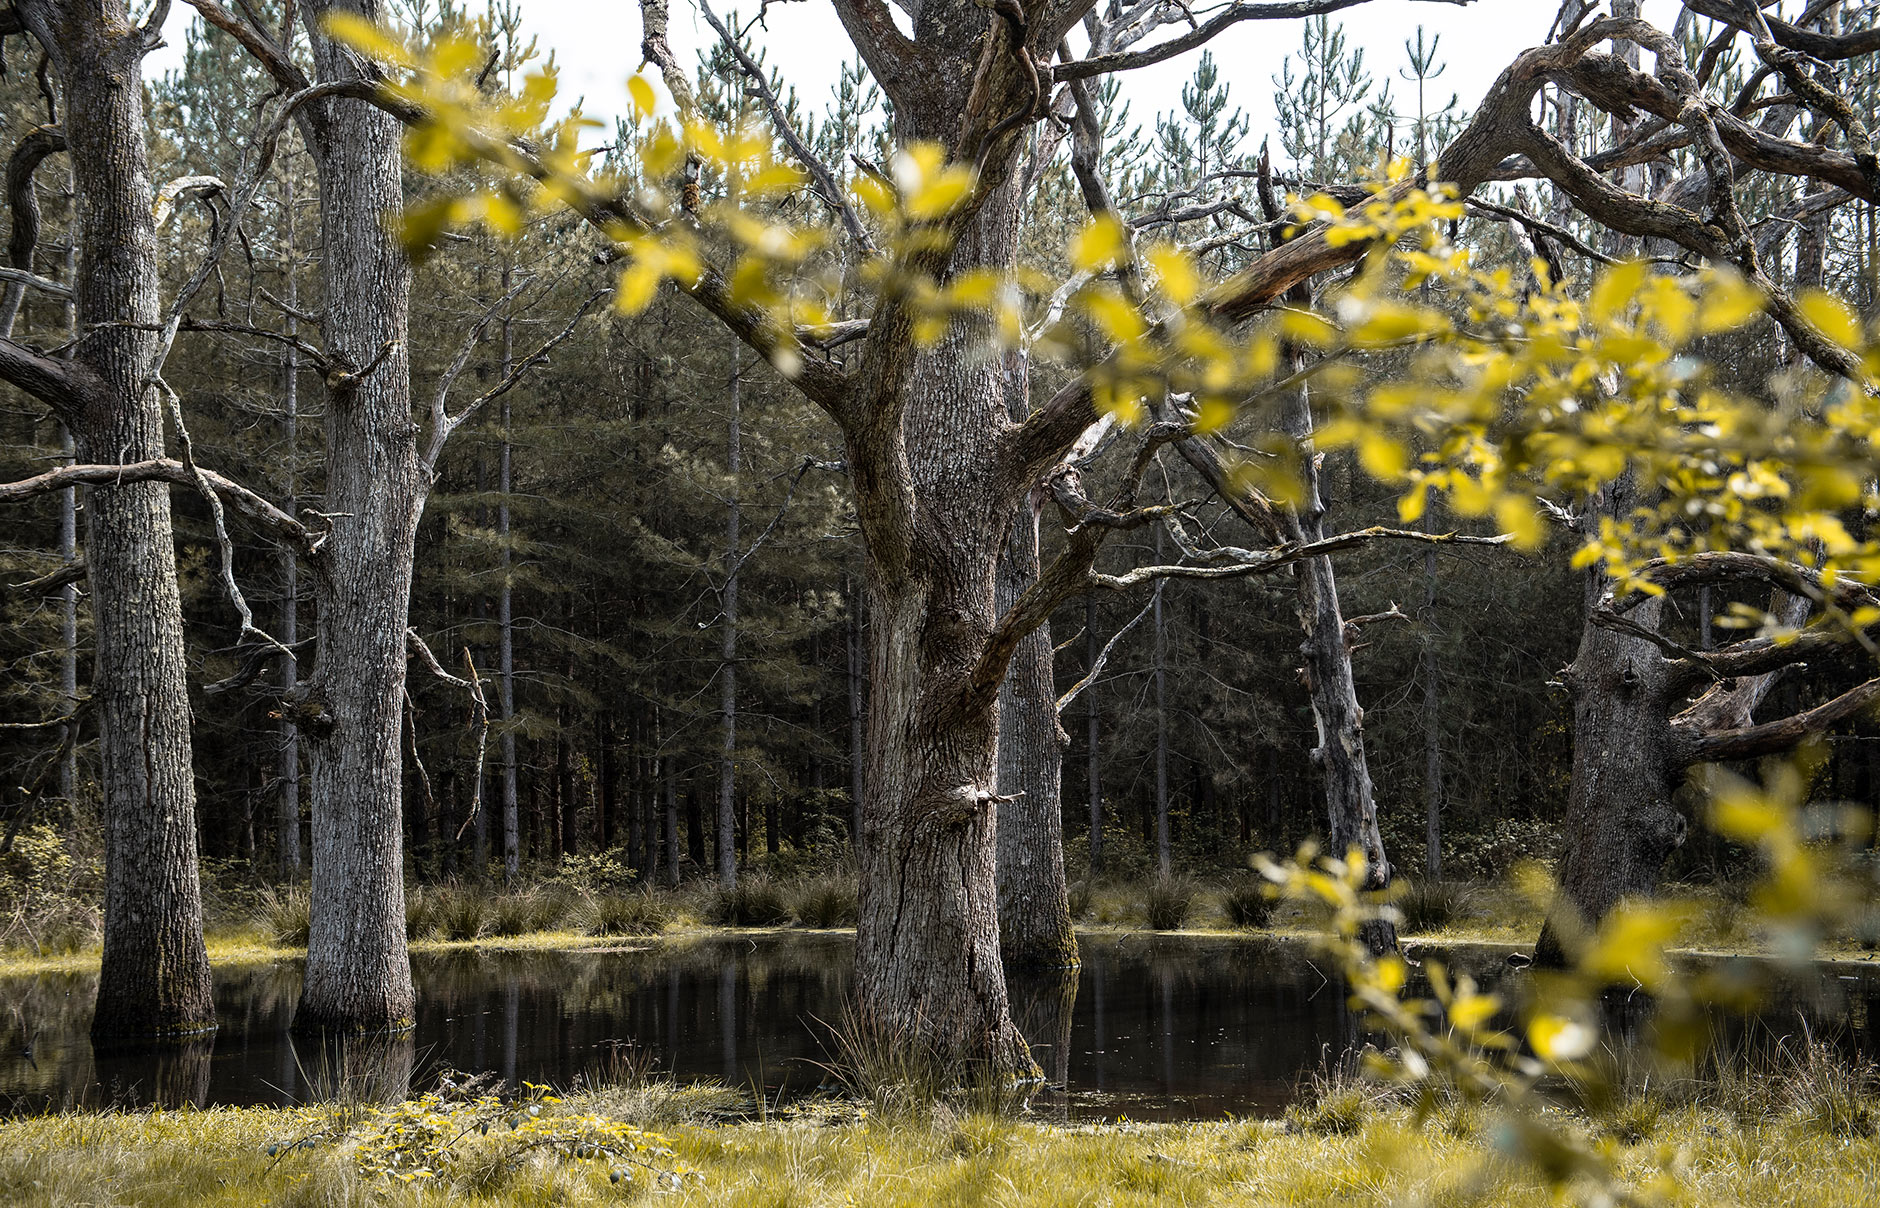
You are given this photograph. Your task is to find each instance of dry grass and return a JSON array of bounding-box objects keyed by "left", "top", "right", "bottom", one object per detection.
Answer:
[{"left": 1, "top": 1095, "right": 1877, "bottom": 1207}]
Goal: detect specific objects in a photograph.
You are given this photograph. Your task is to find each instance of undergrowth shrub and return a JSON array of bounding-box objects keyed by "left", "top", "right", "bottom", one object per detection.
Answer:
[
  {"left": 1221, "top": 878, "right": 1275, "bottom": 929},
  {"left": 0, "top": 825, "right": 101, "bottom": 955},
  {"left": 579, "top": 891, "right": 670, "bottom": 936},
  {"left": 1143, "top": 875, "right": 1195, "bottom": 931},
  {"left": 788, "top": 876, "right": 857, "bottom": 928},
  {"left": 707, "top": 878, "right": 792, "bottom": 927},
  {"left": 1394, "top": 880, "right": 1478, "bottom": 934},
  {"left": 256, "top": 884, "right": 311, "bottom": 948}
]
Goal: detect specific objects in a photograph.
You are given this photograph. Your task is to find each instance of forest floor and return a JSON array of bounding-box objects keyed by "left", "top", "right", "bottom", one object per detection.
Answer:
[{"left": 1, "top": 1086, "right": 1877, "bottom": 1206}]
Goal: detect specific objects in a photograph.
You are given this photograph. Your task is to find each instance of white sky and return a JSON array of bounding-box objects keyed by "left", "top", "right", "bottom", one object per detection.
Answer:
[{"left": 149, "top": 0, "right": 1692, "bottom": 152}]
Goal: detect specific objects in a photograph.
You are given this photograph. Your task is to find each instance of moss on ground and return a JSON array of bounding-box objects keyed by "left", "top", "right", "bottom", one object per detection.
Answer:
[{"left": 0, "top": 1097, "right": 1876, "bottom": 1207}]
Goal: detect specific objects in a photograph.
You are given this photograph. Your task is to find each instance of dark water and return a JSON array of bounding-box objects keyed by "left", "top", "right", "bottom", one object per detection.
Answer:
[{"left": 4, "top": 934, "right": 1880, "bottom": 1120}]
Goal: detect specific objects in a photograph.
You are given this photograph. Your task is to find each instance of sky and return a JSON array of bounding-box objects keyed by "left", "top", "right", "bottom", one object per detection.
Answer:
[{"left": 148, "top": 0, "right": 1692, "bottom": 153}]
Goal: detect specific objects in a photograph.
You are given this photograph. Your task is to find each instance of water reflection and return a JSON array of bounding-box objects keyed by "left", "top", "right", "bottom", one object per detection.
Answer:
[{"left": 2, "top": 935, "right": 1878, "bottom": 1120}]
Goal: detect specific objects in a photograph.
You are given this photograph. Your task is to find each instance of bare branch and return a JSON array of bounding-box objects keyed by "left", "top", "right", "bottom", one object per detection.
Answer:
[
  {"left": 700, "top": 0, "right": 874, "bottom": 254},
  {"left": 0, "top": 458, "right": 316, "bottom": 550},
  {"left": 1682, "top": 677, "right": 1880, "bottom": 764},
  {"left": 1054, "top": 595, "right": 1153, "bottom": 714},
  {"left": 158, "top": 378, "right": 291, "bottom": 656},
  {"left": 1054, "top": 0, "right": 1475, "bottom": 81},
  {"left": 422, "top": 289, "right": 607, "bottom": 473}
]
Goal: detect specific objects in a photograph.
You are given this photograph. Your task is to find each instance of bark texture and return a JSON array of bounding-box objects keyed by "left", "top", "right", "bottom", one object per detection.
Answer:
[
  {"left": 850, "top": 112, "right": 1037, "bottom": 1077},
  {"left": 292, "top": 0, "right": 420, "bottom": 1033},
  {"left": 1535, "top": 597, "right": 1681, "bottom": 966},
  {"left": 19, "top": 0, "right": 217, "bottom": 1039}
]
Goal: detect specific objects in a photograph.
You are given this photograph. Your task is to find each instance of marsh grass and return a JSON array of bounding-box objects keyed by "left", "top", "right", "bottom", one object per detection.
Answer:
[
  {"left": 786, "top": 875, "right": 858, "bottom": 928},
  {"left": 705, "top": 877, "right": 793, "bottom": 927},
  {"left": 255, "top": 885, "right": 311, "bottom": 948},
  {"left": 1143, "top": 875, "right": 1197, "bottom": 931},
  {"left": 1221, "top": 876, "right": 1277, "bottom": 929},
  {"left": 576, "top": 890, "right": 672, "bottom": 936},
  {"left": 5, "top": 1095, "right": 1879, "bottom": 1208}
]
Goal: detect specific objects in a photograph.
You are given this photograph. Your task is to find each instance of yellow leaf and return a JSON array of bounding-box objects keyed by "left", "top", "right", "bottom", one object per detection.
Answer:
[
  {"left": 1448, "top": 992, "right": 1501, "bottom": 1032},
  {"left": 1146, "top": 243, "right": 1198, "bottom": 305},
  {"left": 1796, "top": 288, "right": 1862, "bottom": 348},
  {"left": 1697, "top": 269, "right": 1763, "bottom": 334},
  {"left": 1590, "top": 259, "right": 1647, "bottom": 324},
  {"left": 1358, "top": 430, "right": 1408, "bottom": 480},
  {"left": 1070, "top": 214, "right": 1127, "bottom": 273},
  {"left": 1396, "top": 485, "right": 1427, "bottom": 524},
  {"left": 322, "top": 12, "right": 412, "bottom": 67},
  {"left": 1192, "top": 396, "right": 1234, "bottom": 433},
  {"left": 906, "top": 168, "right": 974, "bottom": 221},
  {"left": 850, "top": 174, "right": 894, "bottom": 216},
  {"left": 1495, "top": 496, "right": 1545, "bottom": 550},
  {"left": 1529, "top": 1013, "right": 1593, "bottom": 1063},
  {"left": 627, "top": 75, "right": 657, "bottom": 120}
]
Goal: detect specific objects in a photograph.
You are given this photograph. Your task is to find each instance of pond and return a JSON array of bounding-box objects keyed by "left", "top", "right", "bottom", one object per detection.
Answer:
[{"left": 4, "top": 934, "right": 1879, "bottom": 1120}]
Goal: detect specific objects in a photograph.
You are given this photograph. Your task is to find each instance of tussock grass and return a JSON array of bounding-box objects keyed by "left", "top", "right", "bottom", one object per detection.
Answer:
[{"left": 3, "top": 1097, "right": 1878, "bottom": 1207}]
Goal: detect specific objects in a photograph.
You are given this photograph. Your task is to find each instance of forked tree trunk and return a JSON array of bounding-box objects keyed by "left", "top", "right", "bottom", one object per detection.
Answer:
[
  {"left": 293, "top": 0, "right": 419, "bottom": 1033},
  {"left": 22, "top": 0, "right": 217, "bottom": 1040},
  {"left": 851, "top": 165, "right": 1036, "bottom": 1077}
]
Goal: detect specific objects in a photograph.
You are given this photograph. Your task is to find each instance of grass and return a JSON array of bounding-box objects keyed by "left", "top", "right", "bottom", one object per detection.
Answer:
[
  {"left": 9, "top": 873, "right": 1879, "bottom": 981},
  {"left": 2, "top": 1093, "right": 1878, "bottom": 1207}
]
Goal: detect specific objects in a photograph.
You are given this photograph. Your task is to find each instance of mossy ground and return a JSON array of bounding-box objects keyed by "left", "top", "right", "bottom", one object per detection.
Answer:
[{"left": 1, "top": 1097, "right": 1876, "bottom": 1207}]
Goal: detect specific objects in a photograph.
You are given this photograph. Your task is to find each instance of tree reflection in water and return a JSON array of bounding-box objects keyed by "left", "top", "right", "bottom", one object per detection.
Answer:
[{"left": 3, "top": 935, "right": 1878, "bottom": 1118}]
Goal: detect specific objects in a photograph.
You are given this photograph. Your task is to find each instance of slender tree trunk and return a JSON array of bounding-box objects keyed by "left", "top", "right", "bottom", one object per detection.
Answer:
[
  {"left": 1153, "top": 528, "right": 1171, "bottom": 878},
  {"left": 994, "top": 452, "right": 1074, "bottom": 970},
  {"left": 1086, "top": 593, "right": 1102, "bottom": 872},
  {"left": 278, "top": 165, "right": 302, "bottom": 879},
  {"left": 57, "top": 180, "right": 78, "bottom": 817},
  {"left": 1282, "top": 380, "right": 1394, "bottom": 953},
  {"left": 25, "top": 0, "right": 216, "bottom": 1039},
  {"left": 1421, "top": 539, "right": 1442, "bottom": 881},
  {"left": 496, "top": 263, "right": 520, "bottom": 880},
  {"left": 664, "top": 768, "right": 681, "bottom": 887},
  {"left": 294, "top": 0, "right": 419, "bottom": 1032},
  {"left": 846, "top": 573, "right": 866, "bottom": 855},
  {"left": 717, "top": 350, "right": 740, "bottom": 889}
]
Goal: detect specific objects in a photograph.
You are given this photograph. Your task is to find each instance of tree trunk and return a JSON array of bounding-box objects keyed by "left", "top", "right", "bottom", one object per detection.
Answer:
[
  {"left": 1535, "top": 596, "right": 1682, "bottom": 966},
  {"left": 1421, "top": 538, "right": 1443, "bottom": 881},
  {"left": 1085, "top": 594, "right": 1102, "bottom": 872},
  {"left": 1283, "top": 382, "right": 1394, "bottom": 953},
  {"left": 23, "top": 0, "right": 217, "bottom": 1041},
  {"left": 295, "top": 0, "right": 419, "bottom": 1033},
  {"left": 496, "top": 299, "right": 522, "bottom": 882},
  {"left": 1153, "top": 529, "right": 1171, "bottom": 877},
  {"left": 850, "top": 160, "right": 1036, "bottom": 1079},
  {"left": 278, "top": 164, "right": 303, "bottom": 879},
  {"left": 994, "top": 487, "right": 1076, "bottom": 970},
  {"left": 717, "top": 349, "right": 740, "bottom": 889},
  {"left": 846, "top": 572, "right": 866, "bottom": 855}
]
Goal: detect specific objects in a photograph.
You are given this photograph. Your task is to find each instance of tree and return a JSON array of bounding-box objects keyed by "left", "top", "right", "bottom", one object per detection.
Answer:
[
  {"left": 0, "top": 0, "right": 217, "bottom": 1040},
  {"left": 212, "top": 0, "right": 1880, "bottom": 1077}
]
